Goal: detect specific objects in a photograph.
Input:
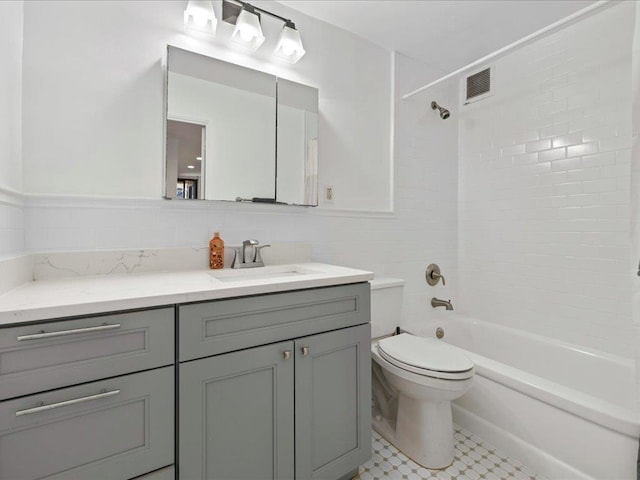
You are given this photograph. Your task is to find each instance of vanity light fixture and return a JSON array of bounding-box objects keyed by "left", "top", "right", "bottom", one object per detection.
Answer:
[
  {"left": 230, "top": 3, "right": 265, "bottom": 51},
  {"left": 187, "top": 165, "right": 195, "bottom": 169},
  {"left": 222, "top": 0, "right": 306, "bottom": 63},
  {"left": 184, "top": 0, "right": 217, "bottom": 37},
  {"left": 273, "top": 20, "right": 305, "bottom": 63},
  {"left": 196, "top": 156, "right": 202, "bottom": 161}
]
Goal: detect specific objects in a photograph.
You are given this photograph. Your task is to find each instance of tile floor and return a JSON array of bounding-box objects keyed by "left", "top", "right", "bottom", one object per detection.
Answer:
[{"left": 356, "top": 427, "right": 546, "bottom": 480}]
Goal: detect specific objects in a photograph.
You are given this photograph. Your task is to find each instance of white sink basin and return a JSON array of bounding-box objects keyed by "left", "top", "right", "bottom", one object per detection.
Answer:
[{"left": 209, "top": 265, "right": 320, "bottom": 283}]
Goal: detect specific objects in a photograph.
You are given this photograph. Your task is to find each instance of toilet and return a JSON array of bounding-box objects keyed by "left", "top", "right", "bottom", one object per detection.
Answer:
[{"left": 369, "top": 278, "right": 474, "bottom": 469}]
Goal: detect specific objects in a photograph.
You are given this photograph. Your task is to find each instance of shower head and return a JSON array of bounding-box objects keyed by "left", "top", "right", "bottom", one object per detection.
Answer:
[{"left": 431, "top": 101, "right": 450, "bottom": 120}]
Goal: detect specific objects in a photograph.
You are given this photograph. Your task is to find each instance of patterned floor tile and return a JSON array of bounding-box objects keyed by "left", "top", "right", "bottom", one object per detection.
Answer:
[{"left": 355, "top": 427, "right": 546, "bottom": 480}]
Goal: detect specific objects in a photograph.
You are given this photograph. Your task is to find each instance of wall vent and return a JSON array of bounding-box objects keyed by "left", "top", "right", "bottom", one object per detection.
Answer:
[{"left": 463, "top": 66, "right": 493, "bottom": 104}]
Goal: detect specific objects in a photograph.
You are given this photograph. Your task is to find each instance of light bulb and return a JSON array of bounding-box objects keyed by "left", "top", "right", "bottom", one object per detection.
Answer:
[
  {"left": 192, "top": 13, "right": 208, "bottom": 27},
  {"left": 184, "top": 0, "right": 217, "bottom": 37},
  {"left": 274, "top": 22, "right": 305, "bottom": 63},
  {"left": 240, "top": 29, "right": 254, "bottom": 43},
  {"left": 281, "top": 42, "right": 294, "bottom": 56},
  {"left": 231, "top": 8, "right": 264, "bottom": 50}
]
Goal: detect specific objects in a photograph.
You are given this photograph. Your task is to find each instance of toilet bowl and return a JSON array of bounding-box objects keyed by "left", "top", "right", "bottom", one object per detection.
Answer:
[{"left": 369, "top": 278, "right": 474, "bottom": 469}]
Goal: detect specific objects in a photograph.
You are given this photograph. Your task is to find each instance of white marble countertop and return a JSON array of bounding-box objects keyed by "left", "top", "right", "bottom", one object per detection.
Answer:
[{"left": 0, "top": 263, "right": 373, "bottom": 326}]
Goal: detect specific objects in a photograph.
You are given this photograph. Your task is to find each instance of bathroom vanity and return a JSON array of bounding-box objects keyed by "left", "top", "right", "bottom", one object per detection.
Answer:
[{"left": 0, "top": 263, "right": 372, "bottom": 480}]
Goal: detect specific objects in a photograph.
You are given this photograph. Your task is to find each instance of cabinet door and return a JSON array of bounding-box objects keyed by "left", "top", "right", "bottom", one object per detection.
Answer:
[
  {"left": 295, "top": 324, "right": 371, "bottom": 480},
  {"left": 179, "top": 341, "right": 295, "bottom": 480},
  {"left": 0, "top": 367, "right": 174, "bottom": 480}
]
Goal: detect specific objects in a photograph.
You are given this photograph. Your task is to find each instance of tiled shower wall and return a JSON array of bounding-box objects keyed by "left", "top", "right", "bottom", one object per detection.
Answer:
[{"left": 459, "top": 2, "right": 635, "bottom": 356}]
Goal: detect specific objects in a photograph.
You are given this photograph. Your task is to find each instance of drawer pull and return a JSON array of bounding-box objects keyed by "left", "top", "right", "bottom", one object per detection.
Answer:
[
  {"left": 301, "top": 346, "right": 310, "bottom": 356},
  {"left": 15, "top": 389, "right": 121, "bottom": 416},
  {"left": 17, "top": 323, "right": 121, "bottom": 341}
]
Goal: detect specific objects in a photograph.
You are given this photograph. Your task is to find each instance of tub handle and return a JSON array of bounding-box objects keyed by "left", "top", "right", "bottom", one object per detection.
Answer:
[{"left": 426, "top": 264, "right": 446, "bottom": 286}]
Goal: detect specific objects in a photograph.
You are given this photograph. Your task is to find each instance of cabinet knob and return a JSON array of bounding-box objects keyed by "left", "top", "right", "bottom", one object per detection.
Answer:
[
  {"left": 283, "top": 350, "right": 291, "bottom": 360},
  {"left": 301, "top": 346, "right": 310, "bottom": 356}
]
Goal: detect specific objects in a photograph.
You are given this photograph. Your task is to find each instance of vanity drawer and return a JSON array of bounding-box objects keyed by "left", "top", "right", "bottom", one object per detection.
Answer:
[
  {"left": 179, "top": 283, "right": 370, "bottom": 361},
  {"left": 0, "top": 308, "right": 174, "bottom": 400},
  {"left": 0, "top": 366, "right": 174, "bottom": 480}
]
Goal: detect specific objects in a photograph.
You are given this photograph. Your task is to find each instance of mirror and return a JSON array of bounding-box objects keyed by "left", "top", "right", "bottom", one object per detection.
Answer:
[{"left": 165, "top": 46, "right": 318, "bottom": 206}]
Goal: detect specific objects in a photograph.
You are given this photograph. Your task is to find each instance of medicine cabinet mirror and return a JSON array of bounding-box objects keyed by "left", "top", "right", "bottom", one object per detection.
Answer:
[{"left": 165, "top": 46, "right": 319, "bottom": 206}]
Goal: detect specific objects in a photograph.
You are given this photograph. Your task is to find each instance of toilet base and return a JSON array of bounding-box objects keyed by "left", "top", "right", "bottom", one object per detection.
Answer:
[{"left": 374, "top": 394, "right": 455, "bottom": 470}]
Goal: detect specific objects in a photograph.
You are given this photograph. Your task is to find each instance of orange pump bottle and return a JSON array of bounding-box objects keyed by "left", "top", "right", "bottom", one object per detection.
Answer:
[{"left": 209, "top": 232, "right": 224, "bottom": 269}]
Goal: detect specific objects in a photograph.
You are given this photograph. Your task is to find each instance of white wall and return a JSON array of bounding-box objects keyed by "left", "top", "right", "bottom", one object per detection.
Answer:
[
  {"left": 0, "top": 0, "right": 24, "bottom": 259},
  {"left": 459, "top": 2, "right": 635, "bottom": 356},
  {"left": 18, "top": 1, "right": 460, "bottom": 330},
  {"left": 22, "top": 51, "right": 459, "bottom": 330},
  {"left": 21, "top": 0, "right": 392, "bottom": 212},
  {"left": 631, "top": 0, "right": 640, "bottom": 399},
  {"left": 0, "top": 0, "right": 23, "bottom": 194}
]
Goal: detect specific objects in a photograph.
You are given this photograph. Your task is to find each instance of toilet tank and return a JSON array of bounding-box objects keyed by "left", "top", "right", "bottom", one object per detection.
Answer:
[{"left": 369, "top": 277, "right": 405, "bottom": 339}]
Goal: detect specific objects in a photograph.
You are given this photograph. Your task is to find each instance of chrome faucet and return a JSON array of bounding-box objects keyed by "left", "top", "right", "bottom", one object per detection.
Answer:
[
  {"left": 231, "top": 239, "right": 271, "bottom": 269},
  {"left": 431, "top": 297, "right": 454, "bottom": 310}
]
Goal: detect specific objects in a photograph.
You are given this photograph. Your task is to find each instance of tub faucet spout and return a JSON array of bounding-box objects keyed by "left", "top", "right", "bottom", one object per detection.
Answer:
[{"left": 431, "top": 297, "right": 453, "bottom": 310}]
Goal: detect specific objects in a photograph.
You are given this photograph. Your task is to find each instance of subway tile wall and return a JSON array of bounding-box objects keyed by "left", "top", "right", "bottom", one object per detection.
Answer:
[
  {"left": 458, "top": 2, "right": 635, "bottom": 356},
  {"left": 21, "top": 53, "right": 460, "bottom": 330},
  {"left": 0, "top": 202, "right": 24, "bottom": 258}
]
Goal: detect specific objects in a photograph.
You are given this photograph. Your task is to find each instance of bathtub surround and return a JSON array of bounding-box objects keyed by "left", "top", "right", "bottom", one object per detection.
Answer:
[{"left": 459, "top": 1, "right": 636, "bottom": 357}]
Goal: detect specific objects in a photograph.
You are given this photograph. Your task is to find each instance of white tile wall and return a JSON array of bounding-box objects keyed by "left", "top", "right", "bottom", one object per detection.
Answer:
[
  {"left": 632, "top": 0, "right": 640, "bottom": 396},
  {"left": 21, "top": 52, "right": 460, "bottom": 330},
  {"left": 459, "top": 2, "right": 635, "bottom": 356},
  {"left": 0, "top": 202, "right": 24, "bottom": 259}
]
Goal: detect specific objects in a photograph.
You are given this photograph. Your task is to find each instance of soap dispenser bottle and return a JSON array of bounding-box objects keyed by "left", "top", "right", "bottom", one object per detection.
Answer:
[{"left": 209, "top": 232, "right": 224, "bottom": 269}]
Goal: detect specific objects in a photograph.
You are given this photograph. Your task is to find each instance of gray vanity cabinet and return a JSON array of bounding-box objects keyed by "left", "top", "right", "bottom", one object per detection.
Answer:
[
  {"left": 178, "top": 283, "right": 371, "bottom": 480},
  {"left": 179, "top": 326, "right": 370, "bottom": 480},
  {"left": 179, "top": 341, "right": 296, "bottom": 480}
]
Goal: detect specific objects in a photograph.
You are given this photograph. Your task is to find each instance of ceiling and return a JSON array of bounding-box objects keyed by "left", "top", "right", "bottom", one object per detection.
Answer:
[{"left": 276, "top": 0, "right": 596, "bottom": 74}]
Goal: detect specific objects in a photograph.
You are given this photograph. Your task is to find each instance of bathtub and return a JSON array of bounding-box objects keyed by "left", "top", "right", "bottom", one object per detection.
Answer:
[{"left": 403, "top": 313, "right": 640, "bottom": 480}]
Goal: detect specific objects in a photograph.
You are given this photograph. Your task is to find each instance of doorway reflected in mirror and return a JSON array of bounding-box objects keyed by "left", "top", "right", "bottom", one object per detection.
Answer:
[{"left": 166, "top": 119, "right": 205, "bottom": 200}]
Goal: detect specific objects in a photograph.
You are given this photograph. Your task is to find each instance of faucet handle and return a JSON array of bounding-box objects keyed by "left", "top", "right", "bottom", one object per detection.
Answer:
[
  {"left": 255, "top": 244, "right": 271, "bottom": 265},
  {"left": 242, "top": 239, "right": 259, "bottom": 247},
  {"left": 431, "top": 271, "right": 446, "bottom": 286},
  {"left": 425, "top": 263, "right": 446, "bottom": 286}
]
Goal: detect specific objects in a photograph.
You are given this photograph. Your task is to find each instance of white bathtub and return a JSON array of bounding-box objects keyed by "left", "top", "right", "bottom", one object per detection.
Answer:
[{"left": 404, "top": 314, "right": 640, "bottom": 480}]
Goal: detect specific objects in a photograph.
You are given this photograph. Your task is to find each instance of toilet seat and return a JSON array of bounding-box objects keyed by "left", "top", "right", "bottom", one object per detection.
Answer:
[{"left": 377, "top": 333, "right": 474, "bottom": 381}]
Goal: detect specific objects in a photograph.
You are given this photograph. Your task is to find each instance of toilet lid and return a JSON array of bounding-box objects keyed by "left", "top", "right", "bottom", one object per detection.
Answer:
[{"left": 377, "top": 333, "right": 474, "bottom": 374}]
